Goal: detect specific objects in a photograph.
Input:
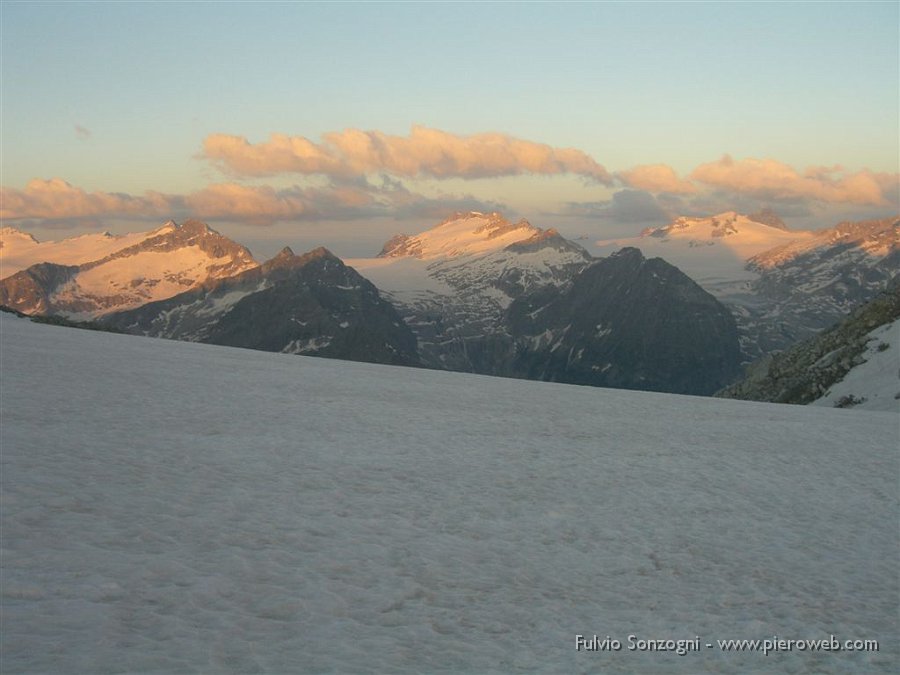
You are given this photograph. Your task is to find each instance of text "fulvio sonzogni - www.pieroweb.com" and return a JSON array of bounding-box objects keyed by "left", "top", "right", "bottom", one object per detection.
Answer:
[{"left": 575, "top": 634, "right": 879, "bottom": 656}]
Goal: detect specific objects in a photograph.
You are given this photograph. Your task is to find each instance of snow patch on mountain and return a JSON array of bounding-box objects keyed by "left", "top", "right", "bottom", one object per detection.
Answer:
[
  {"left": 1, "top": 224, "right": 169, "bottom": 278},
  {"left": 810, "top": 318, "right": 900, "bottom": 411},
  {"left": 594, "top": 212, "right": 816, "bottom": 297},
  {"left": 0, "top": 220, "right": 259, "bottom": 318},
  {"left": 377, "top": 211, "right": 541, "bottom": 260}
]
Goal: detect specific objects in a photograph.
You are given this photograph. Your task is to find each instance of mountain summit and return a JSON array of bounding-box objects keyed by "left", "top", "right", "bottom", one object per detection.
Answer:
[
  {"left": 0, "top": 220, "right": 258, "bottom": 318},
  {"left": 102, "top": 245, "right": 419, "bottom": 366},
  {"left": 377, "top": 212, "right": 541, "bottom": 259}
]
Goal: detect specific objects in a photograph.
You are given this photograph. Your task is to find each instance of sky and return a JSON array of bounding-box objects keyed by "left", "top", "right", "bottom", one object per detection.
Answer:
[{"left": 1, "top": 1, "right": 898, "bottom": 258}]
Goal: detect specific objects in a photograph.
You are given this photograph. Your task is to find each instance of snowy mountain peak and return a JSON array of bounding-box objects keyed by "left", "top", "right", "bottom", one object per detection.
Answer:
[
  {"left": 376, "top": 211, "right": 540, "bottom": 260},
  {"left": 749, "top": 216, "right": 899, "bottom": 269},
  {"left": 0, "top": 220, "right": 259, "bottom": 318},
  {"left": 645, "top": 211, "right": 785, "bottom": 239},
  {"left": 1, "top": 226, "right": 39, "bottom": 248},
  {"left": 652, "top": 210, "right": 795, "bottom": 239}
]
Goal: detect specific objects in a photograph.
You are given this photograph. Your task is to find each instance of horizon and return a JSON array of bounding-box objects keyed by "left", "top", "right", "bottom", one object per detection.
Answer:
[{"left": 1, "top": 2, "right": 898, "bottom": 258}]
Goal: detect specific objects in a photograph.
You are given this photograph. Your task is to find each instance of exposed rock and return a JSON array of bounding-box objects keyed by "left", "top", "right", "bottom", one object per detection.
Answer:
[
  {"left": 102, "top": 247, "right": 419, "bottom": 367},
  {"left": 716, "top": 277, "right": 900, "bottom": 404}
]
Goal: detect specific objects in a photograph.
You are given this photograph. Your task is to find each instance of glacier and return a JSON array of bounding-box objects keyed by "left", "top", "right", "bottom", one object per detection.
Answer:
[{"left": 1, "top": 312, "right": 897, "bottom": 673}]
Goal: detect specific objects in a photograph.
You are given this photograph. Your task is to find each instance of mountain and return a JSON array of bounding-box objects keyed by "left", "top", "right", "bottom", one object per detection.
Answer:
[
  {"left": 351, "top": 212, "right": 743, "bottom": 394},
  {"left": 1, "top": 225, "right": 166, "bottom": 277},
  {"left": 102, "top": 246, "right": 419, "bottom": 366},
  {"left": 376, "top": 211, "right": 543, "bottom": 259},
  {"left": 596, "top": 212, "right": 899, "bottom": 359},
  {"left": 0, "top": 220, "right": 258, "bottom": 318},
  {"left": 3, "top": 311, "right": 896, "bottom": 673},
  {"left": 350, "top": 212, "right": 595, "bottom": 371},
  {"left": 507, "top": 247, "right": 743, "bottom": 394},
  {"left": 716, "top": 277, "right": 900, "bottom": 409},
  {"left": 744, "top": 216, "right": 899, "bottom": 352}
]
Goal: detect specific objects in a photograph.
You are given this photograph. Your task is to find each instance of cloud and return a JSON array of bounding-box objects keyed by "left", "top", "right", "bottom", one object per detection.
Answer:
[
  {"left": 202, "top": 125, "right": 613, "bottom": 183},
  {"left": 0, "top": 178, "right": 170, "bottom": 221},
  {"left": 0, "top": 177, "right": 506, "bottom": 228},
  {"left": 183, "top": 182, "right": 388, "bottom": 226},
  {"left": 617, "top": 164, "right": 696, "bottom": 194},
  {"left": 690, "top": 155, "right": 896, "bottom": 206},
  {"left": 74, "top": 124, "right": 92, "bottom": 140},
  {"left": 201, "top": 134, "right": 343, "bottom": 176}
]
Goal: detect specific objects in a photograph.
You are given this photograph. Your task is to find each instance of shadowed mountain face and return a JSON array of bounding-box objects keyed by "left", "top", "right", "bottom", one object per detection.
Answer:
[
  {"left": 103, "top": 247, "right": 420, "bottom": 367},
  {"left": 506, "top": 248, "right": 744, "bottom": 395},
  {"left": 356, "top": 213, "right": 746, "bottom": 394}
]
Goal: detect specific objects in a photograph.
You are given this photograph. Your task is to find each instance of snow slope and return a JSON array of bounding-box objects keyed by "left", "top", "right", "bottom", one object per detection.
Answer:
[
  {"left": 1, "top": 314, "right": 897, "bottom": 673},
  {"left": 0, "top": 225, "right": 167, "bottom": 279},
  {"left": 375, "top": 211, "right": 541, "bottom": 260},
  {"left": 0, "top": 220, "right": 259, "bottom": 319},
  {"left": 593, "top": 212, "right": 816, "bottom": 297},
  {"left": 810, "top": 318, "right": 900, "bottom": 411}
]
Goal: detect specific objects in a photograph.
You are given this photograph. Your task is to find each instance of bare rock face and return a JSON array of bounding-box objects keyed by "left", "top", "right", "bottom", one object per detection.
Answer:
[
  {"left": 748, "top": 207, "right": 789, "bottom": 231},
  {"left": 506, "top": 248, "right": 744, "bottom": 395}
]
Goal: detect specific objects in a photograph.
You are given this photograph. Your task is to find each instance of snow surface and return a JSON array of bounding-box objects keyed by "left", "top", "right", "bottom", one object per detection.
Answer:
[
  {"left": 382, "top": 213, "right": 538, "bottom": 261},
  {"left": 593, "top": 213, "right": 817, "bottom": 299},
  {"left": 1, "top": 313, "right": 897, "bottom": 673},
  {"left": 346, "top": 256, "right": 455, "bottom": 296},
  {"left": 810, "top": 318, "right": 900, "bottom": 412},
  {"left": 57, "top": 246, "right": 236, "bottom": 319},
  {"left": 0, "top": 225, "right": 167, "bottom": 279}
]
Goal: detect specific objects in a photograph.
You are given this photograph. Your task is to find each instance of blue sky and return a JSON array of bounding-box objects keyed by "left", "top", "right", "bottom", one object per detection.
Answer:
[{"left": 2, "top": 1, "right": 898, "bottom": 256}]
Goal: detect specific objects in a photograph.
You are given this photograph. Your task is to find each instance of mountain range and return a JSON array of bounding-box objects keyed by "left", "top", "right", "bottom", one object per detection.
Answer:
[
  {"left": 102, "top": 245, "right": 419, "bottom": 367},
  {"left": 595, "top": 211, "right": 899, "bottom": 359},
  {"left": 2, "top": 210, "right": 897, "bottom": 396}
]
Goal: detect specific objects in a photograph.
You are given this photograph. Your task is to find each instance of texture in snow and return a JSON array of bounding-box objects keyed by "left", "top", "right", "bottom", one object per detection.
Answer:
[
  {"left": 1, "top": 313, "right": 897, "bottom": 673},
  {"left": 810, "top": 318, "right": 900, "bottom": 411}
]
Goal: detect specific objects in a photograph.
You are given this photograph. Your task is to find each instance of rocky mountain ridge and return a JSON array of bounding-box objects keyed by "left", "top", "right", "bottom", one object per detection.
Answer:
[
  {"left": 102, "top": 245, "right": 419, "bottom": 366},
  {"left": 716, "top": 277, "right": 900, "bottom": 406},
  {"left": 0, "top": 220, "right": 258, "bottom": 318},
  {"left": 597, "top": 212, "right": 898, "bottom": 359},
  {"left": 354, "top": 213, "right": 743, "bottom": 394}
]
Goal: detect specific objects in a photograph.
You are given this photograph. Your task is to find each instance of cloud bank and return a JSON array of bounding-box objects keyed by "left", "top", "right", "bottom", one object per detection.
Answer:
[
  {"left": 690, "top": 155, "right": 895, "bottom": 206},
  {"left": 0, "top": 177, "right": 502, "bottom": 228},
  {"left": 618, "top": 164, "right": 697, "bottom": 195},
  {"left": 202, "top": 125, "right": 613, "bottom": 183},
  {"left": 3, "top": 128, "right": 896, "bottom": 232},
  {"left": 0, "top": 178, "right": 170, "bottom": 221}
]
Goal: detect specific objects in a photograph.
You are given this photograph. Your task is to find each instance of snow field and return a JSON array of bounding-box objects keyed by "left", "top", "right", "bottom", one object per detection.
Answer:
[{"left": 1, "top": 313, "right": 897, "bottom": 673}]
